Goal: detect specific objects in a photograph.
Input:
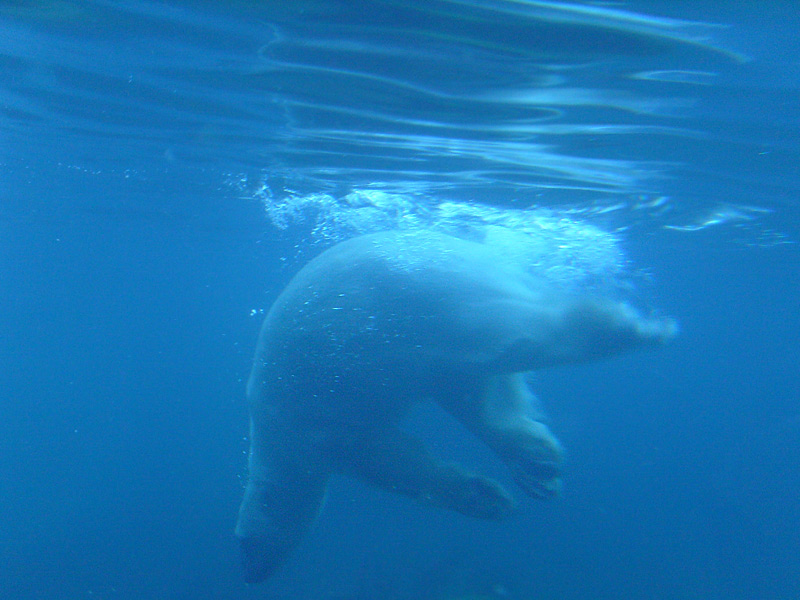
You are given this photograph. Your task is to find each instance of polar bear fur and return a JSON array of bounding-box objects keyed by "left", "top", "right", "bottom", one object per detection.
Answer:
[{"left": 235, "top": 230, "right": 675, "bottom": 583}]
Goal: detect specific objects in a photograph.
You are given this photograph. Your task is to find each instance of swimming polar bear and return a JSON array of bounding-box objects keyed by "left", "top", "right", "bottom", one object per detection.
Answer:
[{"left": 235, "top": 229, "right": 676, "bottom": 583}]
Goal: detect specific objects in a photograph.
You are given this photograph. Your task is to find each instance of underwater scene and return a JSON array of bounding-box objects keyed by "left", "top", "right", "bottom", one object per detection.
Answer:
[{"left": 1, "top": 2, "right": 798, "bottom": 599}]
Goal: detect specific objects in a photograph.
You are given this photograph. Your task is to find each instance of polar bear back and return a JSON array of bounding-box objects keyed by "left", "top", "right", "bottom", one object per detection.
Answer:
[
  {"left": 247, "top": 229, "right": 673, "bottom": 426},
  {"left": 255, "top": 231, "right": 557, "bottom": 378}
]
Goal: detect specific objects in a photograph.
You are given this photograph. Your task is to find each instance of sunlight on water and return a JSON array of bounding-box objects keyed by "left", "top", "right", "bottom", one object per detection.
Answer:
[
  {"left": 229, "top": 0, "right": 752, "bottom": 223},
  {"left": 664, "top": 203, "right": 771, "bottom": 232},
  {"left": 459, "top": 0, "right": 747, "bottom": 61},
  {"left": 631, "top": 70, "right": 719, "bottom": 86},
  {"left": 1, "top": 0, "right": 793, "bottom": 245}
]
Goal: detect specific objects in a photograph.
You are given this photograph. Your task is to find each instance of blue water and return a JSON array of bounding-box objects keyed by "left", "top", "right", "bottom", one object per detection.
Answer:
[{"left": 1, "top": 1, "right": 798, "bottom": 599}]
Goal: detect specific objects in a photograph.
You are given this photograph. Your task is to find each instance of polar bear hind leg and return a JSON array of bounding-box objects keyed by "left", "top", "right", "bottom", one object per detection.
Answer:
[{"left": 335, "top": 426, "right": 517, "bottom": 520}]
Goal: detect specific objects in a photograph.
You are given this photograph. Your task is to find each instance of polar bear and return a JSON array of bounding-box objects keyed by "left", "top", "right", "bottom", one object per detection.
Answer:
[{"left": 235, "top": 230, "right": 675, "bottom": 583}]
